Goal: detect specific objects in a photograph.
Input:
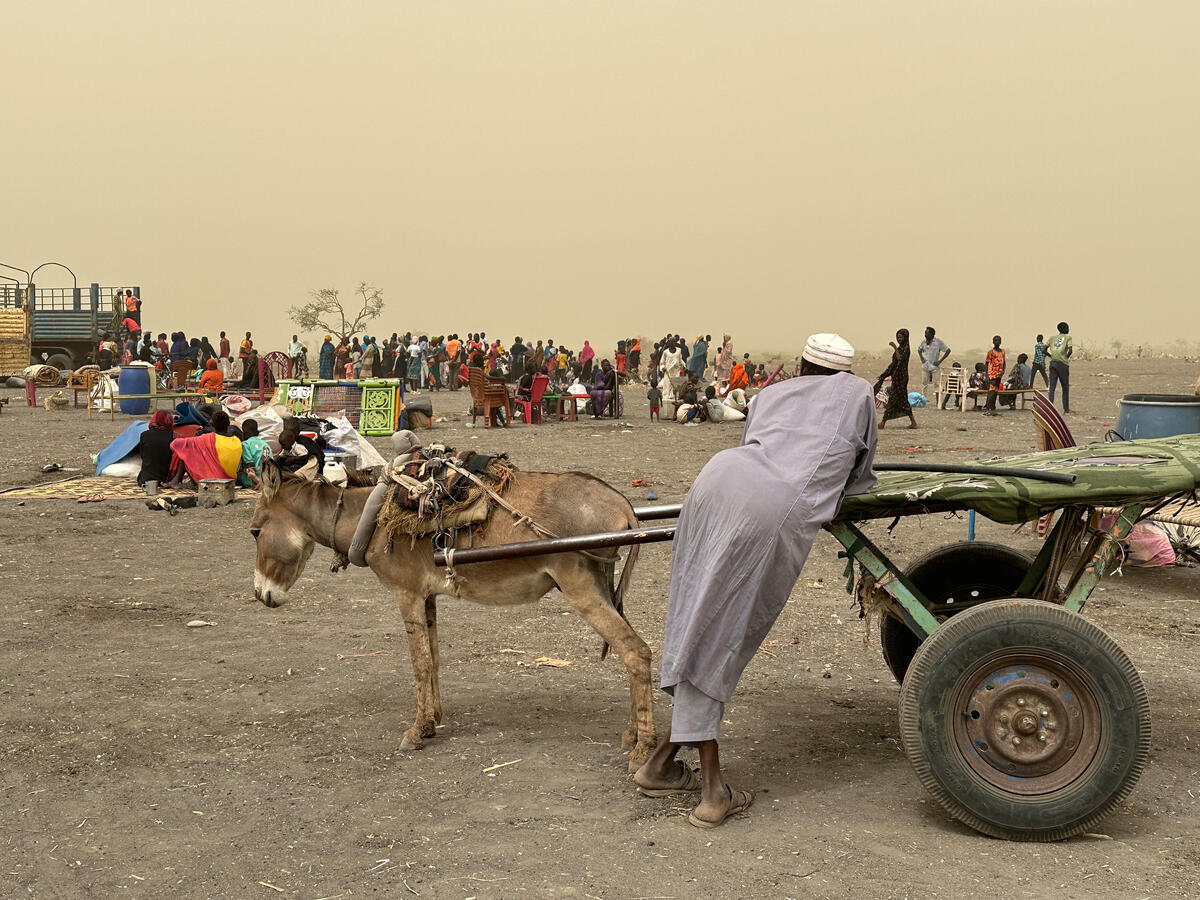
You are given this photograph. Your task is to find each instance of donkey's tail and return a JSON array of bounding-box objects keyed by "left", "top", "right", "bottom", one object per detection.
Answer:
[
  {"left": 614, "top": 542, "right": 640, "bottom": 621},
  {"left": 600, "top": 535, "right": 640, "bottom": 661}
]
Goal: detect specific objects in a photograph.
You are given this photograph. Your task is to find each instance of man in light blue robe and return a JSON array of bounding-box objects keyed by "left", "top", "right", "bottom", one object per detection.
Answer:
[{"left": 634, "top": 333, "right": 877, "bottom": 827}]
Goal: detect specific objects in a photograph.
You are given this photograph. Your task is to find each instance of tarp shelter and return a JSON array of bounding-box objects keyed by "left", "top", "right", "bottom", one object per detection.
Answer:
[{"left": 95, "top": 421, "right": 148, "bottom": 474}]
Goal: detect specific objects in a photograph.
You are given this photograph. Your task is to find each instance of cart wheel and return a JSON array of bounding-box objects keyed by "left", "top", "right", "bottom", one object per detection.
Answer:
[
  {"left": 882, "top": 542, "right": 1034, "bottom": 684},
  {"left": 898, "top": 599, "right": 1150, "bottom": 841}
]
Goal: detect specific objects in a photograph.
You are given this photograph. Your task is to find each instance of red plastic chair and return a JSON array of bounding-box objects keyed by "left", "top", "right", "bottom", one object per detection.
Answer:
[{"left": 515, "top": 374, "right": 550, "bottom": 424}]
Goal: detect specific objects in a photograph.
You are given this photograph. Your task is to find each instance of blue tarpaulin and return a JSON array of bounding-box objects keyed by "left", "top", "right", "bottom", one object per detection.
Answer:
[{"left": 94, "top": 421, "right": 147, "bottom": 474}]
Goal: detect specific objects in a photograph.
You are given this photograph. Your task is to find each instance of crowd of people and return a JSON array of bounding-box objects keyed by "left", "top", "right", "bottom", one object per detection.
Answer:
[{"left": 96, "top": 315, "right": 1078, "bottom": 432}]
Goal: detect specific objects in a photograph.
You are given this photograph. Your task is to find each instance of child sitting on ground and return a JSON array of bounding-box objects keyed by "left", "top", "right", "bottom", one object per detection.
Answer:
[{"left": 647, "top": 384, "right": 662, "bottom": 421}]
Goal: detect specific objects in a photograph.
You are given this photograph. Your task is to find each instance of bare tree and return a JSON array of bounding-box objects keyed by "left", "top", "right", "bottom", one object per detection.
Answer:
[{"left": 288, "top": 282, "right": 385, "bottom": 342}]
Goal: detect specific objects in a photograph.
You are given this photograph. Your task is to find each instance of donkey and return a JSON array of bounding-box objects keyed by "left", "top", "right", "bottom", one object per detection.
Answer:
[{"left": 249, "top": 460, "right": 656, "bottom": 769}]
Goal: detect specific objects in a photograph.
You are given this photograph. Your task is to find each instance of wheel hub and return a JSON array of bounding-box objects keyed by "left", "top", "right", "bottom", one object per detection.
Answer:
[{"left": 954, "top": 657, "right": 1101, "bottom": 794}]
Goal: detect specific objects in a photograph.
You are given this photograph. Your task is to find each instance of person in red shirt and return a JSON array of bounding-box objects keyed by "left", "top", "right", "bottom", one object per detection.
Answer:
[
  {"left": 218, "top": 331, "right": 230, "bottom": 360},
  {"left": 982, "top": 335, "right": 1007, "bottom": 416}
]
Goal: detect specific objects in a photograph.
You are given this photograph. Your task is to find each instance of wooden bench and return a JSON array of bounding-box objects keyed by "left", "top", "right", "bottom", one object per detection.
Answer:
[
  {"left": 936, "top": 368, "right": 1044, "bottom": 411},
  {"left": 964, "top": 387, "right": 1045, "bottom": 411},
  {"left": 88, "top": 390, "right": 208, "bottom": 420}
]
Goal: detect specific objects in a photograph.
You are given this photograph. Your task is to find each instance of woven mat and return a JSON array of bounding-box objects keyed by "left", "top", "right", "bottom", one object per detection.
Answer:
[
  {"left": 2, "top": 475, "right": 203, "bottom": 501},
  {"left": 1099, "top": 498, "right": 1200, "bottom": 529}
]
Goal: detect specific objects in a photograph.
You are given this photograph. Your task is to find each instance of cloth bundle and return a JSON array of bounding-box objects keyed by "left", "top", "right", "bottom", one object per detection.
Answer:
[{"left": 23, "top": 364, "right": 62, "bottom": 387}]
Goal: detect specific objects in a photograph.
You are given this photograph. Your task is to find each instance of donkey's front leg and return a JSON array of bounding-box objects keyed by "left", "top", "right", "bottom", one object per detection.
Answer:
[{"left": 396, "top": 590, "right": 438, "bottom": 750}]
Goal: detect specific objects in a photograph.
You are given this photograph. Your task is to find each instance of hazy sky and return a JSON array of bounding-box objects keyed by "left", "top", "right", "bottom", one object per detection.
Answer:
[{"left": 7, "top": 2, "right": 1198, "bottom": 357}]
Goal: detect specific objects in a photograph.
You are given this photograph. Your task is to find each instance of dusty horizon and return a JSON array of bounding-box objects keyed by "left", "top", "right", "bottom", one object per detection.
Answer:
[{"left": 6, "top": 2, "right": 1198, "bottom": 360}]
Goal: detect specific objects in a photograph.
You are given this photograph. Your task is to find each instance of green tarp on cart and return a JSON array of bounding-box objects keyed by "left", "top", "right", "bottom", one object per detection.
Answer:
[{"left": 836, "top": 434, "right": 1200, "bottom": 525}]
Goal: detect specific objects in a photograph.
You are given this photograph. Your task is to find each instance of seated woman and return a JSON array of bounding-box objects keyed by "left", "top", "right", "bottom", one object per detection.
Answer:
[
  {"left": 171, "top": 412, "right": 243, "bottom": 483},
  {"left": 515, "top": 362, "right": 537, "bottom": 402},
  {"left": 198, "top": 358, "right": 224, "bottom": 394},
  {"left": 589, "top": 359, "right": 617, "bottom": 418},
  {"left": 239, "top": 349, "right": 261, "bottom": 388},
  {"left": 724, "top": 360, "right": 749, "bottom": 394},
  {"left": 238, "top": 419, "right": 273, "bottom": 487},
  {"left": 137, "top": 411, "right": 175, "bottom": 486}
]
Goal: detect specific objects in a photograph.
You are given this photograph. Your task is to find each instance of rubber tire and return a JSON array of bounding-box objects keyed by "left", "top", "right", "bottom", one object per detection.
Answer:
[
  {"left": 881, "top": 542, "right": 1034, "bottom": 685},
  {"left": 43, "top": 353, "right": 73, "bottom": 371},
  {"left": 898, "top": 599, "right": 1151, "bottom": 841}
]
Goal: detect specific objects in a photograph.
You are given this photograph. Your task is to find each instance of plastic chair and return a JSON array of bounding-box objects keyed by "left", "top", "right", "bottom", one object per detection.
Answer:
[
  {"left": 514, "top": 374, "right": 549, "bottom": 424},
  {"left": 468, "top": 367, "right": 512, "bottom": 428}
]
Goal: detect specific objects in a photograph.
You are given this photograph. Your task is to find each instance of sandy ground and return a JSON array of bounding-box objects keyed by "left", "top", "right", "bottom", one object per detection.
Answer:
[{"left": 2, "top": 357, "right": 1199, "bottom": 899}]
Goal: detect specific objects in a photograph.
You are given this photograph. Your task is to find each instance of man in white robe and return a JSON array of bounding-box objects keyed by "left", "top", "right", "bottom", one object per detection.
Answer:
[{"left": 633, "top": 333, "right": 877, "bottom": 827}]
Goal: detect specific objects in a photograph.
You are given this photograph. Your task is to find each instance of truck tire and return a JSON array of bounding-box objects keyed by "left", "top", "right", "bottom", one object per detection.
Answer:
[{"left": 44, "top": 353, "right": 74, "bottom": 372}]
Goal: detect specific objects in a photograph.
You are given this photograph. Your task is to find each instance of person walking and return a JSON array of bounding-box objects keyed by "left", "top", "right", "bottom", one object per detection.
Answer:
[
  {"left": 1030, "top": 334, "right": 1049, "bottom": 386},
  {"left": 874, "top": 328, "right": 916, "bottom": 429},
  {"left": 1047, "top": 322, "right": 1073, "bottom": 413}
]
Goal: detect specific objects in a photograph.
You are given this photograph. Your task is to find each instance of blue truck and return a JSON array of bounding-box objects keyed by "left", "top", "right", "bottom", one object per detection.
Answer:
[{"left": 0, "top": 283, "right": 140, "bottom": 373}]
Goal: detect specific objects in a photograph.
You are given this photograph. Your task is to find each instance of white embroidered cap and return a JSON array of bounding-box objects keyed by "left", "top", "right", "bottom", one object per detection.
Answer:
[{"left": 801, "top": 333, "right": 854, "bottom": 371}]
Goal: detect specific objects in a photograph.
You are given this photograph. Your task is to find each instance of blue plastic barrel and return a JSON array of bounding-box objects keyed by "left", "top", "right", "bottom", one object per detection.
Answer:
[
  {"left": 118, "top": 365, "right": 152, "bottom": 415},
  {"left": 1115, "top": 394, "right": 1200, "bottom": 440}
]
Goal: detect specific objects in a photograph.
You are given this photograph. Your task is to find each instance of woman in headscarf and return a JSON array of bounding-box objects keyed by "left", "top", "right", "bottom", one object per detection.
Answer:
[
  {"left": 874, "top": 328, "right": 917, "bottom": 429},
  {"left": 199, "top": 358, "right": 224, "bottom": 394},
  {"left": 590, "top": 359, "right": 617, "bottom": 418},
  {"left": 239, "top": 348, "right": 261, "bottom": 389},
  {"left": 319, "top": 336, "right": 335, "bottom": 379},
  {"left": 137, "top": 411, "right": 175, "bottom": 486},
  {"left": 579, "top": 340, "right": 595, "bottom": 380},
  {"left": 361, "top": 337, "right": 379, "bottom": 380},
  {"left": 200, "top": 336, "right": 217, "bottom": 366},
  {"left": 688, "top": 335, "right": 709, "bottom": 379},
  {"left": 335, "top": 339, "right": 350, "bottom": 379},
  {"left": 723, "top": 358, "right": 749, "bottom": 395},
  {"left": 169, "top": 332, "right": 189, "bottom": 363}
]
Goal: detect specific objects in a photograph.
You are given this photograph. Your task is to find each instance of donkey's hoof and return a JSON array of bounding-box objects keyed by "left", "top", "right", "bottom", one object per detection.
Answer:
[
  {"left": 400, "top": 732, "right": 424, "bottom": 751},
  {"left": 420, "top": 721, "right": 437, "bottom": 739},
  {"left": 621, "top": 728, "right": 638, "bottom": 750}
]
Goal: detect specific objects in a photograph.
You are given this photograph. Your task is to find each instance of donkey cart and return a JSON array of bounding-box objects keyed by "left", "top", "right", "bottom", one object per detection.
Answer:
[{"left": 434, "top": 435, "right": 1200, "bottom": 841}]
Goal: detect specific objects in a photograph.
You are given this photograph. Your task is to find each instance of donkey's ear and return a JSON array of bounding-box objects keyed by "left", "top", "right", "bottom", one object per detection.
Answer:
[{"left": 261, "top": 459, "right": 281, "bottom": 502}]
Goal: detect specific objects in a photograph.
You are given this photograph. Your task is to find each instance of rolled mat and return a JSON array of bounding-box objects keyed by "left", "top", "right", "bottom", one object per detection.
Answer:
[{"left": 23, "top": 365, "right": 63, "bottom": 387}]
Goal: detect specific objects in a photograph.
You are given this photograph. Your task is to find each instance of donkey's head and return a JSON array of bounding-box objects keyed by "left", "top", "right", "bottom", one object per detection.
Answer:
[{"left": 249, "top": 461, "right": 316, "bottom": 607}]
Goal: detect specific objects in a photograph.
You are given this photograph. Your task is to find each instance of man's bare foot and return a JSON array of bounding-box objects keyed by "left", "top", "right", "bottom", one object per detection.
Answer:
[
  {"left": 633, "top": 759, "right": 702, "bottom": 797},
  {"left": 688, "top": 784, "right": 754, "bottom": 828}
]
